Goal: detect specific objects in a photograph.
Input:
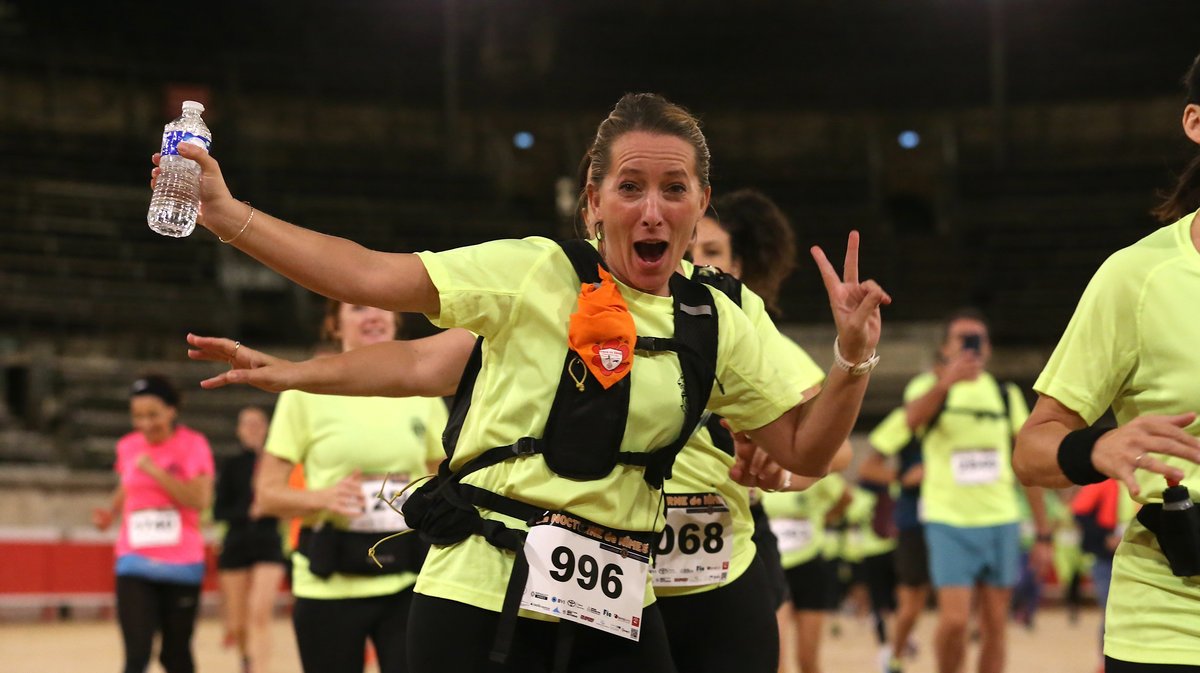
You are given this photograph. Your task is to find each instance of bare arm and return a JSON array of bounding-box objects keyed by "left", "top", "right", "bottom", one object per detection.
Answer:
[
  {"left": 154, "top": 145, "right": 439, "bottom": 315},
  {"left": 749, "top": 367, "right": 871, "bottom": 477},
  {"left": 733, "top": 232, "right": 891, "bottom": 479},
  {"left": 905, "top": 381, "right": 951, "bottom": 432},
  {"left": 1014, "top": 394, "right": 1200, "bottom": 497},
  {"left": 252, "top": 453, "right": 366, "bottom": 520},
  {"left": 136, "top": 456, "right": 212, "bottom": 511},
  {"left": 189, "top": 329, "right": 477, "bottom": 398},
  {"left": 825, "top": 486, "right": 853, "bottom": 522},
  {"left": 856, "top": 451, "right": 896, "bottom": 485},
  {"left": 899, "top": 463, "right": 924, "bottom": 489},
  {"left": 92, "top": 486, "right": 125, "bottom": 530},
  {"left": 904, "top": 354, "right": 981, "bottom": 431},
  {"left": 770, "top": 440, "right": 853, "bottom": 493}
]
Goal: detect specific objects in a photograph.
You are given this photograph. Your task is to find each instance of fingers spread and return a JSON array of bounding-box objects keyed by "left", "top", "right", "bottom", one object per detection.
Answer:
[
  {"left": 850, "top": 282, "right": 889, "bottom": 325},
  {"left": 1118, "top": 468, "right": 1140, "bottom": 497},
  {"left": 810, "top": 246, "right": 842, "bottom": 298},
  {"left": 843, "top": 230, "right": 860, "bottom": 285},
  {"left": 199, "top": 373, "right": 231, "bottom": 389},
  {"left": 1141, "top": 434, "right": 1200, "bottom": 463},
  {"left": 1136, "top": 455, "right": 1186, "bottom": 485}
]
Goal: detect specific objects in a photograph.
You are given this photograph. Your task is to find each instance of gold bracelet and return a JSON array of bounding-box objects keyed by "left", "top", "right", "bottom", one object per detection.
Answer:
[{"left": 219, "top": 201, "right": 255, "bottom": 244}]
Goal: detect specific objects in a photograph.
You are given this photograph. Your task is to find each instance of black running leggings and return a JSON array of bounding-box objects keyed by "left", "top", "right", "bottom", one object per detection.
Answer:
[
  {"left": 407, "top": 593, "right": 677, "bottom": 672},
  {"left": 1106, "top": 658, "right": 1200, "bottom": 672},
  {"left": 656, "top": 554, "right": 779, "bottom": 673},
  {"left": 115, "top": 575, "right": 201, "bottom": 673},
  {"left": 292, "top": 589, "right": 415, "bottom": 673}
]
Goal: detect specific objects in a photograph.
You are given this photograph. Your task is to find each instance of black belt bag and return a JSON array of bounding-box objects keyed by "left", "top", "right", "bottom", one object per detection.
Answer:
[
  {"left": 1135, "top": 485, "right": 1200, "bottom": 577},
  {"left": 298, "top": 526, "right": 427, "bottom": 579}
]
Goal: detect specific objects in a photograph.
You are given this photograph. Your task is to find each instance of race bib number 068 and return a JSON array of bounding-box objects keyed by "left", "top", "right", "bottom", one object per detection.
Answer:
[
  {"left": 652, "top": 493, "right": 733, "bottom": 587},
  {"left": 520, "top": 512, "right": 651, "bottom": 641}
]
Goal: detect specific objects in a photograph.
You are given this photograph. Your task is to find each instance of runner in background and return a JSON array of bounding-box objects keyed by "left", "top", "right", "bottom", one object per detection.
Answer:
[
  {"left": 92, "top": 375, "right": 214, "bottom": 673},
  {"left": 213, "top": 405, "right": 286, "bottom": 673},
  {"left": 847, "top": 453, "right": 901, "bottom": 657},
  {"left": 251, "top": 303, "right": 448, "bottom": 673},
  {"left": 901, "top": 310, "right": 1051, "bottom": 673},
  {"left": 763, "top": 472, "right": 852, "bottom": 673},
  {"left": 868, "top": 408, "right": 930, "bottom": 673}
]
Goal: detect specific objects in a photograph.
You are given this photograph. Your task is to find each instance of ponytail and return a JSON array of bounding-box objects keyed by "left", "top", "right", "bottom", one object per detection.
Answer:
[
  {"left": 1151, "top": 152, "right": 1200, "bottom": 224},
  {"left": 1153, "top": 52, "right": 1200, "bottom": 224}
]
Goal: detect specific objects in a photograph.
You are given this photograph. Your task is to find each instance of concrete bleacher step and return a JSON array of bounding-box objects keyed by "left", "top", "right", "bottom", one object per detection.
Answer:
[{"left": 49, "top": 353, "right": 278, "bottom": 469}]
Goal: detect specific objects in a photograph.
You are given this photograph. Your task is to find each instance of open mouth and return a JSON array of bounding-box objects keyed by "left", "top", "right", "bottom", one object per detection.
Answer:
[{"left": 633, "top": 240, "right": 669, "bottom": 264}]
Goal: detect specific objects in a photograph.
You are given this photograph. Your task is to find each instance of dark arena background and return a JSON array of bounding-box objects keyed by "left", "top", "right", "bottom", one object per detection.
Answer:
[{"left": 1, "top": 1, "right": 1198, "bottom": 671}]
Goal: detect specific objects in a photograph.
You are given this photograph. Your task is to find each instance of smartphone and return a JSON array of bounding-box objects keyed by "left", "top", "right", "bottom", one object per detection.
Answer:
[{"left": 962, "top": 333, "right": 982, "bottom": 354}]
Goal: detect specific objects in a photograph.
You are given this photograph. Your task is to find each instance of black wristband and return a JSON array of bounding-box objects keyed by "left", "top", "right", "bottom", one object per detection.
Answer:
[
  {"left": 1056, "top": 426, "right": 1111, "bottom": 486},
  {"left": 1035, "top": 533, "right": 1054, "bottom": 544}
]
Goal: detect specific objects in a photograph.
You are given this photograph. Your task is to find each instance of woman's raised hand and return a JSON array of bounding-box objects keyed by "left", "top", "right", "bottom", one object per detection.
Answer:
[
  {"left": 150, "top": 143, "right": 242, "bottom": 234},
  {"left": 810, "top": 231, "right": 891, "bottom": 363},
  {"left": 186, "top": 333, "right": 296, "bottom": 393}
]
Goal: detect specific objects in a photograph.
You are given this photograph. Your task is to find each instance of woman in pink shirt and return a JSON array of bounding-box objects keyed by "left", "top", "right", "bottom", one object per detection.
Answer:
[{"left": 93, "top": 375, "right": 215, "bottom": 673}]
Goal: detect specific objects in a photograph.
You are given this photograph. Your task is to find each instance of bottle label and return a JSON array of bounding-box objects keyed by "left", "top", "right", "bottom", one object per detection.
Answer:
[{"left": 160, "top": 130, "right": 211, "bottom": 156}]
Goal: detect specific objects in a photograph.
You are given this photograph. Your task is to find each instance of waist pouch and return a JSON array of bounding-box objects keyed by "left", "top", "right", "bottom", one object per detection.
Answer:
[
  {"left": 1136, "top": 502, "right": 1200, "bottom": 577},
  {"left": 298, "top": 526, "right": 427, "bottom": 579}
]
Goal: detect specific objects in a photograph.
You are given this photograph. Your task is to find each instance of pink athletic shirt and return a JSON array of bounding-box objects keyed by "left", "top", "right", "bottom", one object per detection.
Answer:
[{"left": 115, "top": 425, "right": 214, "bottom": 563}]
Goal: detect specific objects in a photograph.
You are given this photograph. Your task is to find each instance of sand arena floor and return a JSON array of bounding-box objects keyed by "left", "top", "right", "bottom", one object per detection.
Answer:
[{"left": 0, "top": 605, "right": 1104, "bottom": 673}]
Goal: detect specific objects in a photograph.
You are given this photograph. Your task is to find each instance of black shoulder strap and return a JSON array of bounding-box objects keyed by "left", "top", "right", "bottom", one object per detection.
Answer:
[
  {"left": 559, "top": 238, "right": 606, "bottom": 284},
  {"left": 537, "top": 239, "right": 632, "bottom": 480},
  {"left": 441, "top": 336, "right": 484, "bottom": 459},
  {"left": 995, "top": 378, "right": 1014, "bottom": 438},
  {"left": 689, "top": 265, "right": 742, "bottom": 456},
  {"left": 691, "top": 265, "right": 744, "bottom": 308},
  {"left": 623, "top": 273, "right": 719, "bottom": 485},
  {"left": 441, "top": 240, "right": 604, "bottom": 460}
]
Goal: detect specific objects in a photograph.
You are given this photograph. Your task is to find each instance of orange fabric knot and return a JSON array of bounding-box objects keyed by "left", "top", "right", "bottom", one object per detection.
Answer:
[{"left": 567, "top": 266, "right": 636, "bottom": 389}]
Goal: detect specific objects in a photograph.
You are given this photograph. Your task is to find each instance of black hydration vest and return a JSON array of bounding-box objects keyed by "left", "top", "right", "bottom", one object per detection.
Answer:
[
  {"left": 401, "top": 240, "right": 727, "bottom": 663},
  {"left": 689, "top": 265, "right": 744, "bottom": 457}
]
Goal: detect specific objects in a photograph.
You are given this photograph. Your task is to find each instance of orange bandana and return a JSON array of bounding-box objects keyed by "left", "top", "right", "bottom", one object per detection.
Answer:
[{"left": 567, "top": 266, "right": 636, "bottom": 389}]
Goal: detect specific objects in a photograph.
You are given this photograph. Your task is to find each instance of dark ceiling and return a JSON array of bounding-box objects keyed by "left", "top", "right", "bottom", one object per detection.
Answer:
[{"left": 3, "top": 0, "right": 1198, "bottom": 112}]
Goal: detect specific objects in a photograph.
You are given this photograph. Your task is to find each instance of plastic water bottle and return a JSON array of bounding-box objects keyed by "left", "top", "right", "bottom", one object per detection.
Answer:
[{"left": 147, "top": 101, "right": 211, "bottom": 237}]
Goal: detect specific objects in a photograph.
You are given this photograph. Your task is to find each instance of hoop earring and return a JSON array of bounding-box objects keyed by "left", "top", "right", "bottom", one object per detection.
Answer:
[{"left": 594, "top": 222, "right": 604, "bottom": 241}]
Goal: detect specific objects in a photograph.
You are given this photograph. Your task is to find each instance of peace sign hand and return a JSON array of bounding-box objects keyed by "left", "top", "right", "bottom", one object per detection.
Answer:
[{"left": 810, "top": 231, "right": 892, "bottom": 364}]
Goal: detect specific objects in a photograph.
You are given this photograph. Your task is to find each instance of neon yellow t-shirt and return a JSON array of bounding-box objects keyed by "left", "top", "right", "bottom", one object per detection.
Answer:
[
  {"left": 265, "top": 390, "right": 448, "bottom": 599},
  {"left": 903, "top": 371, "right": 1029, "bottom": 527},
  {"left": 762, "top": 473, "right": 847, "bottom": 569},
  {"left": 414, "top": 237, "right": 805, "bottom": 613},
  {"left": 869, "top": 408, "right": 913, "bottom": 457},
  {"left": 1034, "top": 212, "right": 1200, "bottom": 665},
  {"left": 658, "top": 264, "right": 826, "bottom": 597}
]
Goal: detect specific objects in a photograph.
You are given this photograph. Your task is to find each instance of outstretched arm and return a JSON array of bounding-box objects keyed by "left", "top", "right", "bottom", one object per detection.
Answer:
[
  {"left": 253, "top": 454, "right": 366, "bottom": 520},
  {"left": 153, "top": 145, "right": 438, "bottom": 315},
  {"left": 1014, "top": 394, "right": 1199, "bottom": 496},
  {"left": 188, "top": 329, "right": 477, "bottom": 398},
  {"left": 748, "top": 231, "right": 890, "bottom": 477}
]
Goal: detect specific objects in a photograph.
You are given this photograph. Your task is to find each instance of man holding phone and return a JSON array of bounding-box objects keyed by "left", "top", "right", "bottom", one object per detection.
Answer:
[{"left": 898, "top": 309, "right": 1052, "bottom": 673}]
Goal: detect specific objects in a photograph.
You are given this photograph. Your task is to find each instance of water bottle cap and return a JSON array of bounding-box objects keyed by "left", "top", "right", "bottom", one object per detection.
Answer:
[{"left": 182, "top": 100, "right": 205, "bottom": 113}]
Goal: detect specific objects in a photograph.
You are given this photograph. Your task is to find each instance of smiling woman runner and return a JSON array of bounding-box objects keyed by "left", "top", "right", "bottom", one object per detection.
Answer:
[
  {"left": 250, "top": 302, "right": 448, "bottom": 673},
  {"left": 1014, "top": 51, "right": 1200, "bottom": 673},
  {"left": 165, "top": 92, "right": 889, "bottom": 672},
  {"left": 193, "top": 186, "right": 835, "bottom": 673},
  {"left": 92, "top": 375, "right": 214, "bottom": 673}
]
